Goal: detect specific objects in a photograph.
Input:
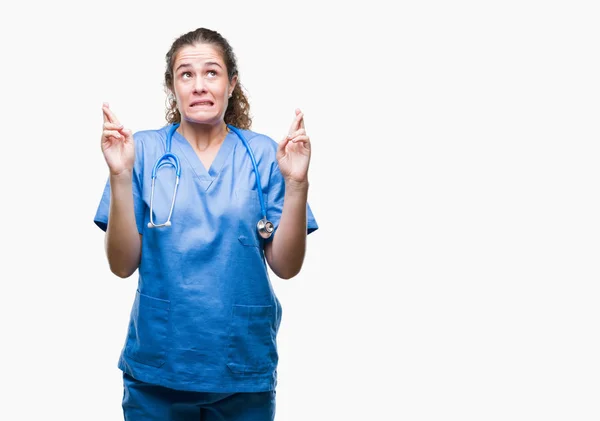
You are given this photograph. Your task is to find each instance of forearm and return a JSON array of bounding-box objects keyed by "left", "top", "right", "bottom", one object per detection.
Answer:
[
  {"left": 105, "top": 171, "right": 142, "bottom": 278},
  {"left": 267, "top": 181, "right": 308, "bottom": 279}
]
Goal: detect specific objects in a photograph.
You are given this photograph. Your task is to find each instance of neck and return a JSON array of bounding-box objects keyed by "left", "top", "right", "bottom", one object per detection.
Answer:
[{"left": 177, "top": 120, "right": 229, "bottom": 151}]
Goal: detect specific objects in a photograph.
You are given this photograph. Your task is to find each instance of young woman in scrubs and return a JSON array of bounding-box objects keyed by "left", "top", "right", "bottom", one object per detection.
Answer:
[{"left": 94, "top": 27, "right": 318, "bottom": 420}]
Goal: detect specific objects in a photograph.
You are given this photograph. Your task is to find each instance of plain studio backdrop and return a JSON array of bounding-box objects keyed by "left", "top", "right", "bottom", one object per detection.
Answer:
[{"left": 1, "top": 1, "right": 599, "bottom": 420}]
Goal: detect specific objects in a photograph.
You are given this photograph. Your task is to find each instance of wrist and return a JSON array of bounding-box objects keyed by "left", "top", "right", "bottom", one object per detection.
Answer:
[
  {"left": 109, "top": 170, "right": 134, "bottom": 184},
  {"left": 285, "top": 179, "right": 309, "bottom": 194}
]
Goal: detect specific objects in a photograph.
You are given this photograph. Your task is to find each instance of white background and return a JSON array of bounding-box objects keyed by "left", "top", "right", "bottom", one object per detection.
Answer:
[{"left": 1, "top": 1, "right": 599, "bottom": 420}]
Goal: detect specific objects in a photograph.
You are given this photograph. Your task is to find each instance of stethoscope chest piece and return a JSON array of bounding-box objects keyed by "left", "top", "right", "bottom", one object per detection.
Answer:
[{"left": 257, "top": 218, "right": 274, "bottom": 239}]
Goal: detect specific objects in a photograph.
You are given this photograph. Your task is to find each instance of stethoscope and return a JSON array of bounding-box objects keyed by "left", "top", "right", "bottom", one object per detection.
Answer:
[{"left": 147, "top": 123, "right": 274, "bottom": 239}]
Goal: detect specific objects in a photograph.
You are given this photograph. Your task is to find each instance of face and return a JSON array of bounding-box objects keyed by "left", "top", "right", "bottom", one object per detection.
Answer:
[{"left": 171, "top": 43, "right": 237, "bottom": 126}]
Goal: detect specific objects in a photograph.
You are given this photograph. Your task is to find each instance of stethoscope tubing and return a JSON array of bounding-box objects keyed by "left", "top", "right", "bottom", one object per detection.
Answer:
[{"left": 147, "top": 123, "right": 273, "bottom": 238}]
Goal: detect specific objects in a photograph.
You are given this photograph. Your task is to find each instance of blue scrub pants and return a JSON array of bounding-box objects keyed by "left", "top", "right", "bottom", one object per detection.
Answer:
[{"left": 122, "top": 373, "right": 276, "bottom": 420}]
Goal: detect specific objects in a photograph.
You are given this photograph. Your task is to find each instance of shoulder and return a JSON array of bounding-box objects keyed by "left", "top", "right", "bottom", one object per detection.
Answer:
[
  {"left": 133, "top": 126, "right": 170, "bottom": 146},
  {"left": 233, "top": 128, "right": 279, "bottom": 158},
  {"left": 129, "top": 126, "right": 171, "bottom": 171},
  {"left": 131, "top": 125, "right": 173, "bottom": 160}
]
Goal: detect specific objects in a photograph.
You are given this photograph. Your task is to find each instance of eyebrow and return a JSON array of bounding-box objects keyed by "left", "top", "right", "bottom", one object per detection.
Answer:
[
  {"left": 204, "top": 61, "right": 223, "bottom": 69},
  {"left": 175, "top": 62, "right": 223, "bottom": 72},
  {"left": 175, "top": 63, "right": 192, "bottom": 72}
]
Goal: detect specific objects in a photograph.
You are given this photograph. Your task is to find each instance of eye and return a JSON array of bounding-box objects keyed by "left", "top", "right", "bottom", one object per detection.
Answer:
[
  {"left": 181, "top": 71, "right": 192, "bottom": 79},
  {"left": 207, "top": 70, "right": 217, "bottom": 78}
]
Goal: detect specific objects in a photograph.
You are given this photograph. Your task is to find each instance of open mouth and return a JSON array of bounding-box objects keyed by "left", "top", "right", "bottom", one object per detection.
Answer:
[{"left": 190, "top": 101, "right": 214, "bottom": 107}]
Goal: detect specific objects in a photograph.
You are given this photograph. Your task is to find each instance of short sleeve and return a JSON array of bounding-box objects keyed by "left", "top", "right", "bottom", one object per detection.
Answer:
[
  {"left": 93, "top": 135, "right": 146, "bottom": 234},
  {"left": 265, "top": 162, "right": 318, "bottom": 241}
]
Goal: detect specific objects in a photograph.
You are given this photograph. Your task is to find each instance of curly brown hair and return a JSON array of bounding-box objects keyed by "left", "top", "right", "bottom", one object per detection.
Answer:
[{"left": 164, "top": 28, "right": 252, "bottom": 129}]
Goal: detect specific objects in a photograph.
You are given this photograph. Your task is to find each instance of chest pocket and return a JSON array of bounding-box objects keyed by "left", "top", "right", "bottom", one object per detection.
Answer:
[{"left": 235, "top": 188, "right": 266, "bottom": 247}]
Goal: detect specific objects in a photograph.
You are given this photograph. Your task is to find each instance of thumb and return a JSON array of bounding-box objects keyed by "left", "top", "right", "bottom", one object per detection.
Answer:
[
  {"left": 277, "top": 135, "right": 291, "bottom": 160},
  {"left": 121, "top": 128, "right": 134, "bottom": 142}
]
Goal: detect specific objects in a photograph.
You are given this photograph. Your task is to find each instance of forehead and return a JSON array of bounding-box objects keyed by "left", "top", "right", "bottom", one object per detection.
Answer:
[{"left": 173, "top": 43, "right": 225, "bottom": 67}]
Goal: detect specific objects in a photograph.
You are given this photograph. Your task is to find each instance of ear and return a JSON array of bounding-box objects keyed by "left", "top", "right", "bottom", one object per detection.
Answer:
[{"left": 229, "top": 75, "right": 238, "bottom": 97}]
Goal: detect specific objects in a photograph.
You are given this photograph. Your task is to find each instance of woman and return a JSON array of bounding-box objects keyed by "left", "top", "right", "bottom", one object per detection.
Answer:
[{"left": 94, "top": 27, "right": 318, "bottom": 420}]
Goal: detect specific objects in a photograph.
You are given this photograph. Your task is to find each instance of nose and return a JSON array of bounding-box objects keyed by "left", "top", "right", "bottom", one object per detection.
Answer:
[{"left": 193, "top": 76, "right": 206, "bottom": 94}]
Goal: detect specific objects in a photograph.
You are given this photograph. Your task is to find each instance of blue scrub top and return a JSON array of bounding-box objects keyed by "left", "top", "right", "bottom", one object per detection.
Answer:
[{"left": 94, "top": 124, "right": 318, "bottom": 393}]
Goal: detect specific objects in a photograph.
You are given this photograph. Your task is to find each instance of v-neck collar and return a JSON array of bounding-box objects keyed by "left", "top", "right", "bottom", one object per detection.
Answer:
[{"left": 172, "top": 127, "right": 235, "bottom": 191}]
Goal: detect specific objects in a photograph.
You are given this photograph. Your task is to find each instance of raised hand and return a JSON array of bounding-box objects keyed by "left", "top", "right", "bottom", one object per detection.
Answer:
[
  {"left": 101, "top": 103, "right": 135, "bottom": 176},
  {"left": 276, "top": 108, "right": 311, "bottom": 186}
]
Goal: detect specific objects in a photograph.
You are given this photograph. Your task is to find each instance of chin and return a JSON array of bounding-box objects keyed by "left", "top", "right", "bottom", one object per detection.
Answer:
[{"left": 183, "top": 113, "right": 221, "bottom": 126}]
